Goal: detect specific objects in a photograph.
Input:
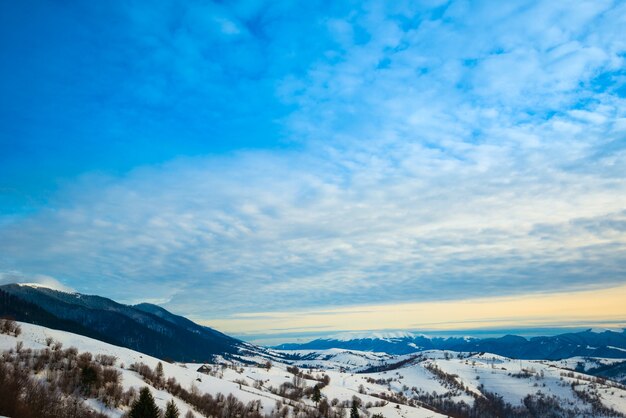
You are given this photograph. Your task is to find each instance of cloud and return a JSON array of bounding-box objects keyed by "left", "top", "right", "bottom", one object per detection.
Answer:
[
  {"left": 0, "top": 271, "right": 75, "bottom": 293},
  {"left": 0, "top": 0, "right": 625, "bottom": 329},
  {"left": 1, "top": 135, "right": 624, "bottom": 319}
]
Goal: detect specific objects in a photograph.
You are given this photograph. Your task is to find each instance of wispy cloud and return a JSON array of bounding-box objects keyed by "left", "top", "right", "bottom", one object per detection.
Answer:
[
  {"left": 0, "top": 271, "right": 75, "bottom": 293},
  {"left": 0, "top": 1, "right": 625, "bottom": 331}
]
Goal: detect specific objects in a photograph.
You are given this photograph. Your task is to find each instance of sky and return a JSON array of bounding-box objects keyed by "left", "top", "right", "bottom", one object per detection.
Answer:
[{"left": 1, "top": 0, "right": 625, "bottom": 344}]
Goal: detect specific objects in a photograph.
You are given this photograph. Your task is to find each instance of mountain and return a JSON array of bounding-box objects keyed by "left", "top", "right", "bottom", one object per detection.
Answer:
[
  {"left": 1, "top": 284, "right": 626, "bottom": 417},
  {"left": 0, "top": 283, "right": 243, "bottom": 362},
  {"left": 276, "top": 329, "right": 626, "bottom": 360},
  {"left": 276, "top": 331, "right": 475, "bottom": 354},
  {"left": 3, "top": 321, "right": 626, "bottom": 418},
  {"left": 459, "top": 329, "right": 626, "bottom": 359},
  {"left": 4, "top": 281, "right": 626, "bottom": 364}
]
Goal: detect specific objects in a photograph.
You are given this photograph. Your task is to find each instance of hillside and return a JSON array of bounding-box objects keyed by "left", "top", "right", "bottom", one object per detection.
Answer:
[
  {"left": 0, "top": 283, "right": 243, "bottom": 362},
  {"left": 2, "top": 283, "right": 626, "bottom": 417},
  {"left": 2, "top": 321, "right": 626, "bottom": 417},
  {"left": 0, "top": 321, "right": 445, "bottom": 418}
]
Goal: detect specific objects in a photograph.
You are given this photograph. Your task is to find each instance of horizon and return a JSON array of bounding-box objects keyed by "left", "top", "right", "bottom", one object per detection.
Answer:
[
  {"left": 1, "top": 1, "right": 625, "bottom": 342},
  {"left": 238, "top": 325, "right": 626, "bottom": 347},
  {"left": 3, "top": 281, "right": 626, "bottom": 347}
]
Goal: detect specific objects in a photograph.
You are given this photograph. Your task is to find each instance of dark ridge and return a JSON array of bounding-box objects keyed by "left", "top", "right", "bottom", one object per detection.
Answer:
[{"left": 0, "top": 284, "right": 244, "bottom": 362}]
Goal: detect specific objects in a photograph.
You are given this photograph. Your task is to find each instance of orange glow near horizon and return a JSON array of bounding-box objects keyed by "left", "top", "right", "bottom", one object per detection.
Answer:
[{"left": 202, "top": 284, "right": 626, "bottom": 336}]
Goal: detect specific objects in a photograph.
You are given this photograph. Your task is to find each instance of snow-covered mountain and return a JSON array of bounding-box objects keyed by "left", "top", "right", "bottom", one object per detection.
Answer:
[
  {"left": 2, "top": 321, "right": 626, "bottom": 417},
  {"left": 276, "top": 329, "right": 626, "bottom": 360},
  {"left": 275, "top": 332, "right": 467, "bottom": 355},
  {"left": 3, "top": 282, "right": 626, "bottom": 416},
  {"left": 0, "top": 321, "right": 446, "bottom": 418}
]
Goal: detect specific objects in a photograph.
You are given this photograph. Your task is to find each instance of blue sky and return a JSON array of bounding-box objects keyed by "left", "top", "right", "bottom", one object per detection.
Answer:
[{"left": 1, "top": 0, "right": 625, "bottom": 342}]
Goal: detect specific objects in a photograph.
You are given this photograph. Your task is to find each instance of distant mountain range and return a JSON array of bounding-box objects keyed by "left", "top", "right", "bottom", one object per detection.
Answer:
[
  {"left": 0, "top": 283, "right": 245, "bottom": 362},
  {"left": 275, "top": 329, "right": 626, "bottom": 360}
]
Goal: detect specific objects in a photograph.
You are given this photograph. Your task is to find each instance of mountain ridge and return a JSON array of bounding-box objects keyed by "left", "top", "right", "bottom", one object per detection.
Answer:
[
  {"left": 0, "top": 283, "right": 244, "bottom": 362},
  {"left": 275, "top": 328, "right": 626, "bottom": 360}
]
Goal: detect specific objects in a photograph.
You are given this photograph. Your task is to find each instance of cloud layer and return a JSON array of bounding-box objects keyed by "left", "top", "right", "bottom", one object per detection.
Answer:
[{"left": 1, "top": 0, "right": 625, "bottom": 333}]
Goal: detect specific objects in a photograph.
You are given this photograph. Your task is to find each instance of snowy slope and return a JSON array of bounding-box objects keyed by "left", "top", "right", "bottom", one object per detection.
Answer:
[
  {"left": 0, "top": 322, "right": 445, "bottom": 418},
  {"left": 3, "top": 322, "right": 626, "bottom": 418},
  {"left": 272, "top": 348, "right": 397, "bottom": 371},
  {"left": 238, "top": 346, "right": 626, "bottom": 415},
  {"left": 0, "top": 283, "right": 245, "bottom": 361}
]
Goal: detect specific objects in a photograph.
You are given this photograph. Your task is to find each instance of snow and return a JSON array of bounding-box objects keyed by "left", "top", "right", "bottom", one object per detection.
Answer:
[
  {"left": 589, "top": 327, "right": 624, "bottom": 334},
  {"left": 0, "top": 323, "right": 445, "bottom": 418},
  {"left": 327, "top": 331, "right": 420, "bottom": 342},
  {"left": 3, "top": 322, "right": 626, "bottom": 418},
  {"left": 0, "top": 323, "right": 202, "bottom": 416},
  {"left": 275, "top": 348, "right": 396, "bottom": 371},
  {"left": 16, "top": 282, "right": 77, "bottom": 294},
  {"left": 548, "top": 356, "right": 626, "bottom": 372}
]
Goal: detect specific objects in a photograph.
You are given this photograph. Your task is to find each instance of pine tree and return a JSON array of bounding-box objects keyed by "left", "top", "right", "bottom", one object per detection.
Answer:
[
  {"left": 130, "top": 387, "right": 161, "bottom": 418},
  {"left": 312, "top": 385, "right": 321, "bottom": 406},
  {"left": 156, "top": 361, "right": 164, "bottom": 388},
  {"left": 350, "top": 401, "right": 359, "bottom": 418},
  {"left": 164, "top": 399, "right": 180, "bottom": 418}
]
